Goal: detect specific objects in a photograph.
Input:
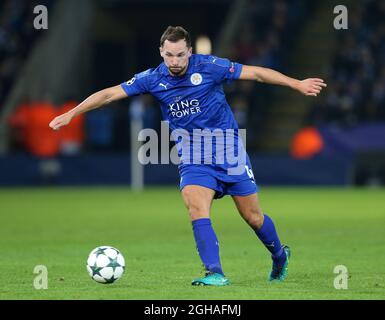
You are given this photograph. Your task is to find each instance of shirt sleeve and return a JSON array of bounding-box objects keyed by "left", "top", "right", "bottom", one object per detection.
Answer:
[
  {"left": 207, "top": 56, "right": 243, "bottom": 84},
  {"left": 120, "top": 69, "right": 151, "bottom": 97}
]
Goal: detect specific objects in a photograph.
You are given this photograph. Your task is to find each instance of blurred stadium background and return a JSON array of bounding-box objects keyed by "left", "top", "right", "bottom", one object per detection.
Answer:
[
  {"left": 1, "top": 0, "right": 385, "bottom": 187},
  {"left": 0, "top": 0, "right": 384, "bottom": 300}
]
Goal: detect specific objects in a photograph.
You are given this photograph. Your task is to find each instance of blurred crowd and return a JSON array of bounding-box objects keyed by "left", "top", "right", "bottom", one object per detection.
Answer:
[
  {"left": 308, "top": 0, "right": 385, "bottom": 126},
  {"left": 9, "top": 99, "right": 84, "bottom": 158},
  {"left": 0, "top": 0, "right": 53, "bottom": 107},
  {"left": 226, "top": 0, "right": 314, "bottom": 142},
  {"left": 5, "top": 0, "right": 312, "bottom": 157},
  {"left": 3, "top": 0, "right": 385, "bottom": 158}
]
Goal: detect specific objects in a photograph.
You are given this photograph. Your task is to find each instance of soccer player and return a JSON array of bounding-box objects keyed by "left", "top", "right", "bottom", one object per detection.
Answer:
[{"left": 49, "top": 26, "right": 326, "bottom": 286}]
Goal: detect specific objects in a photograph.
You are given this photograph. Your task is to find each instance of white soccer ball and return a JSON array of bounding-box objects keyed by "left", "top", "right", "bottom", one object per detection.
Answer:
[{"left": 86, "top": 246, "right": 125, "bottom": 284}]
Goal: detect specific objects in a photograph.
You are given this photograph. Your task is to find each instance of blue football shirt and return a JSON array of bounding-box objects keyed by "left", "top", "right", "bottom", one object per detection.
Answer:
[{"left": 121, "top": 54, "right": 245, "bottom": 169}]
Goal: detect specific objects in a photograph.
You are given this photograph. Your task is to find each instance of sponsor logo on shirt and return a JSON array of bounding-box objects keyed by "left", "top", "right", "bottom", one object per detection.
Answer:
[{"left": 168, "top": 99, "right": 201, "bottom": 118}]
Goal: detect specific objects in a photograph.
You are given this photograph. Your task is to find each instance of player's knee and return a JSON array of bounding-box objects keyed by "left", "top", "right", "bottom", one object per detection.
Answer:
[
  {"left": 181, "top": 187, "right": 193, "bottom": 200},
  {"left": 187, "top": 204, "right": 209, "bottom": 221},
  {"left": 244, "top": 208, "right": 264, "bottom": 229}
]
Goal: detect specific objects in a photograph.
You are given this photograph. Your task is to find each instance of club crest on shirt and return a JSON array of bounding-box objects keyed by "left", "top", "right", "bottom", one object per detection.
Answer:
[{"left": 190, "top": 73, "right": 203, "bottom": 85}]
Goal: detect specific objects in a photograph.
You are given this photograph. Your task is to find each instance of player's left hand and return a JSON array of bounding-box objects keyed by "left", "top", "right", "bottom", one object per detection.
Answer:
[
  {"left": 296, "top": 78, "right": 327, "bottom": 97},
  {"left": 49, "top": 112, "right": 73, "bottom": 130}
]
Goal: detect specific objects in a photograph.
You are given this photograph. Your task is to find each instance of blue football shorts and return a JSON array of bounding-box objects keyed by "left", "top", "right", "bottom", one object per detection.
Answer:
[{"left": 178, "top": 158, "right": 259, "bottom": 199}]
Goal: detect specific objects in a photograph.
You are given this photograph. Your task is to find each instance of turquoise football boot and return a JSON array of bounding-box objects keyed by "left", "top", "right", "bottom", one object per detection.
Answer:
[
  {"left": 268, "top": 245, "right": 291, "bottom": 282},
  {"left": 192, "top": 272, "right": 230, "bottom": 286}
]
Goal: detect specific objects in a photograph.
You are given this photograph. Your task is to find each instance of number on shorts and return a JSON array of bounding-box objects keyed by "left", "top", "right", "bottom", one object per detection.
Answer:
[{"left": 245, "top": 165, "right": 255, "bottom": 180}]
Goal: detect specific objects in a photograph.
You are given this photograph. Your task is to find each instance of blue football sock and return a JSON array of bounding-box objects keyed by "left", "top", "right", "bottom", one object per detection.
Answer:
[
  {"left": 255, "top": 214, "right": 285, "bottom": 262},
  {"left": 192, "top": 218, "right": 224, "bottom": 275}
]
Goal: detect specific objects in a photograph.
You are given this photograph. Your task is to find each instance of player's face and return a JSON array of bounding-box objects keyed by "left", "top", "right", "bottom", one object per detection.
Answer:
[{"left": 160, "top": 39, "right": 192, "bottom": 76}]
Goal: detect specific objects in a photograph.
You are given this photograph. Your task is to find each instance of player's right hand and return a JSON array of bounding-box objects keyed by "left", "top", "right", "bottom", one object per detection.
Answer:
[{"left": 49, "top": 113, "right": 72, "bottom": 130}]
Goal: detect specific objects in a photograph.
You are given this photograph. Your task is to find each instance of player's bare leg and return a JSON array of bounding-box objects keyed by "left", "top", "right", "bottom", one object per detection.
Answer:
[
  {"left": 232, "top": 192, "right": 264, "bottom": 229},
  {"left": 181, "top": 185, "right": 215, "bottom": 221},
  {"left": 181, "top": 185, "right": 230, "bottom": 286},
  {"left": 232, "top": 193, "right": 291, "bottom": 282}
]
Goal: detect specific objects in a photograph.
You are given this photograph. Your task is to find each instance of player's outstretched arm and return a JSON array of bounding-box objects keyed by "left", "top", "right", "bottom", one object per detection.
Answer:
[
  {"left": 239, "top": 65, "right": 327, "bottom": 97},
  {"left": 49, "top": 85, "right": 128, "bottom": 130}
]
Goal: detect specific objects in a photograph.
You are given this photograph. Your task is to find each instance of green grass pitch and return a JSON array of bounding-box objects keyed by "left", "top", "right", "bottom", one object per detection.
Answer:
[{"left": 0, "top": 186, "right": 384, "bottom": 300}]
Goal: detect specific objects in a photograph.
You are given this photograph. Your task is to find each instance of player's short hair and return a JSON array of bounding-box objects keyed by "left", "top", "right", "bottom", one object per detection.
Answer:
[{"left": 160, "top": 26, "right": 191, "bottom": 48}]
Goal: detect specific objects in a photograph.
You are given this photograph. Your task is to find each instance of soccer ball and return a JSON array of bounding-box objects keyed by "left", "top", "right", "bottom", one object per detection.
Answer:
[{"left": 86, "top": 246, "right": 125, "bottom": 284}]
